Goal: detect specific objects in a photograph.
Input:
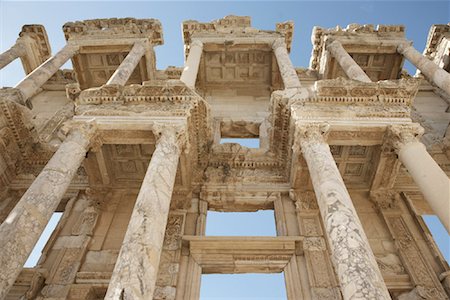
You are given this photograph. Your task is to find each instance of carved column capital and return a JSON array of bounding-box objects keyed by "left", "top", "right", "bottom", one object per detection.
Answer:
[
  {"left": 296, "top": 122, "right": 330, "bottom": 146},
  {"left": 190, "top": 39, "right": 203, "bottom": 49},
  {"left": 386, "top": 123, "right": 424, "bottom": 153},
  {"left": 151, "top": 123, "right": 188, "bottom": 152},
  {"left": 60, "top": 120, "right": 100, "bottom": 151},
  {"left": 272, "top": 38, "right": 286, "bottom": 50}
]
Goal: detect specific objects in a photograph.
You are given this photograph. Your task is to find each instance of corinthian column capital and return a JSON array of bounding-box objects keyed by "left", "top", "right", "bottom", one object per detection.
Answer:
[
  {"left": 272, "top": 38, "right": 286, "bottom": 50},
  {"left": 386, "top": 123, "right": 424, "bottom": 153},
  {"left": 151, "top": 123, "right": 187, "bottom": 151},
  {"left": 60, "top": 120, "right": 100, "bottom": 151},
  {"left": 296, "top": 122, "right": 330, "bottom": 144}
]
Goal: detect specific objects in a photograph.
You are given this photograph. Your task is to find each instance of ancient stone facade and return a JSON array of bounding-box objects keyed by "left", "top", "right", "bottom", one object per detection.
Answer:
[{"left": 0, "top": 16, "right": 449, "bottom": 300}]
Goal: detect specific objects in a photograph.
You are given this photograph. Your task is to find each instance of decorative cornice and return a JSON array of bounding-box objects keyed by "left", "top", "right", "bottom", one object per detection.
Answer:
[
  {"left": 63, "top": 18, "right": 163, "bottom": 45},
  {"left": 423, "top": 23, "right": 450, "bottom": 59},
  {"left": 72, "top": 81, "right": 198, "bottom": 105}
]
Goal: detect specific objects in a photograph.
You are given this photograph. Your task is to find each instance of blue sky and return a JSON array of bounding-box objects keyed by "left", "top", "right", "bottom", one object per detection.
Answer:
[{"left": 1, "top": 1, "right": 449, "bottom": 298}]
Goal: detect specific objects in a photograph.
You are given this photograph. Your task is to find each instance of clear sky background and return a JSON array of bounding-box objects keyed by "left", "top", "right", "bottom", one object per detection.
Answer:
[{"left": 1, "top": 1, "right": 449, "bottom": 299}]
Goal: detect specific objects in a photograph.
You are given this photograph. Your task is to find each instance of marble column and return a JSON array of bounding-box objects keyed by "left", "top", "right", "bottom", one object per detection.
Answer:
[
  {"left": 389, "top": 124, "right": 450, "bottom": 233},
  {"left": 0, "top": 123, "right": 96, "bottom": 300},
  {"left": 106, "top": 40, "right": 148, "bottom": 86},
  {"left": 0, "top": 40, "right": 26, "bottom": 70},
  {"left": 105, "top": 125, "right": 184, "bottom": 300},
  {"left": 327, "top": 40, "right": 372, "bottom": 83},
  {"left": 14, "top": 43, "right": 79, "bottom": 100},
  {"left": 398, "top": 43, "right": 450, "bottom": 96},
  {"left": 180, "top": 39, "right": 203, "bottom": 88},
  {"left": 296, "top": 122, "right": 391, "bottom": 300},
  {"left": 272, "top": 38, "right": 302, "bottom": 89}
]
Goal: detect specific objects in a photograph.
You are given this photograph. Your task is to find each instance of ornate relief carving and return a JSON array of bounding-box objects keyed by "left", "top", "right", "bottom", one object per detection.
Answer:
[
  {"left": 385, "top": 216, "right": 448, "bottom": 299},
  {"left": 163, "top": 214, "right": 185, "bottom": 251},
  {"left": 370, "top": 189, "right": 400, "bottom": 210},
  {"left": 375, "top": 253, "right": 405, "bottom": 275}
]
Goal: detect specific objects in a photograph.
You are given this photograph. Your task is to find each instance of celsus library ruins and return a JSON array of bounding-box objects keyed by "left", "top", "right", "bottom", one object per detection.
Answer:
[{"left": 0, "top": 15, "right": 449, "bottom": 300}]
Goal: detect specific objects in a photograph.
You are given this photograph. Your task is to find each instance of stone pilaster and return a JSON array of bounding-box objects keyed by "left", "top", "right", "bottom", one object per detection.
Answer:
[
  {"left": 326, "top": 40, "right": 372, "bottom": 82},
  {"left": 105, "top": 124, "right": 185, "bottom": 299},
  {"left": 106, "top": 40, "right": 148, "bottom": 86},
  {"left": 272, "top": 38, "right": 302, "bottom": 89},
  {"left": 292, "top": 190, "right": 342, "bottom": 299},
  {"left": 371, "top": 191, "right": 448, "bottom": 299},
  {"left": 387, "top": 124, "right": 450, "bottom": 233},
  {"left": 398, "top": 43, "right": 450, "bottom": 96},
  {"left": 296, "top": 122, "right": 391, "bottom": 300},
  {"left": 14, "top": 43, "right": 79, "bottom": 100},
  {"left": 0, "top": 122, "right": 97, "bottom": 300},
  {"left": 180, "top": 39, "right": 203, "bottom": 88},
  {"left": 0, "top": 40, "right": 26, "bottom": 70}
]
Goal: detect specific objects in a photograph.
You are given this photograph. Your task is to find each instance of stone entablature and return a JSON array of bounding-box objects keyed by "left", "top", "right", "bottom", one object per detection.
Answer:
[
  {"left": 182, "top": 15, "right": 293, "bottom": 58},
  {"left": 63, "top": 18, "right": 163, "bottom": 44},
  {"left": 423, "top": 23, "right": 450, "bottom": 61}
]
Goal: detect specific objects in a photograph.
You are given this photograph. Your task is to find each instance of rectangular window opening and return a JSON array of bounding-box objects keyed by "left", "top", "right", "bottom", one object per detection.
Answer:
[
  {"left": 200, "top": 273, "right": 287, "bottom": 300},
  {"left": 24, "top": 212, "right": 63, "bottom": 267},
  {"left": 206, "top": 210, "right": 276, "bottom": 236},
  {"left": 220, "top": 138, "right": 260, "bottom": 148},
  {"left": 422, "top": 215, "right": 449, "bottom": 262}
]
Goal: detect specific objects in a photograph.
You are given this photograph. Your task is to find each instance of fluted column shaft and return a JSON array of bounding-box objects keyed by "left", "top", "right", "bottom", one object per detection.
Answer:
[
  {"left": 398, "top": 43, "right": 450, "bottom": 95},
  {"left": 105, "top": 125, "right": 183, "bottom": 299},
  {"left": 272, "top": 38, "right": 302, "bottom": 89},
  {"left": 180, "top": 40, "right": 203, "bottom": 88},
  {"left": 0, "top": 41, "right": 26, "bottom": 70},
  {"left": 327, "top": 40, "right": 372, "bottom": 83},
  {"left": 106, "top": 40, "right": 148, "bottom": 86},
  {"left": 14, "top": 43, "right": 79, "bottom": 100},
  {"left": 297, "top": 123, "right": 390, "bottom": 300},
  {"left": 0, "top": 123, "right": 96, "bottom": 300},
  {"left": 389, "top": 124, "right": 450, "bottom": 233}
]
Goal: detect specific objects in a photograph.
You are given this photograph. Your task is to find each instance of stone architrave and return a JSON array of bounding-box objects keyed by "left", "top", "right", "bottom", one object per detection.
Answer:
[
  {"left": 326, "top": 40, "right": 372, "bottom": 83},
  {"left": 14, "top": 43, "right": 79, "bottom": 100},
  {"left": 105, "top": 124, "right": 184, "bottom": 299},
  {"left": 180, "top": 39, "right": 203, "bottom": 88},
  {"left": 272, "top": 38, "right": 302, "bottom": 89},
  {"left": 388, "top": 124, "right": 450, "bottom": 233},
  {"left": 398, "top": 43, "right": 450, "bottom": 96},
  {"left": 0, "top": 122, "right": 97, "bottom": 300},
  {"left": 106, "top": 40, "right": 148, "bottom": 86},
  {"left": 296, "top": 122, "right": 391, "bottom": 300}
]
